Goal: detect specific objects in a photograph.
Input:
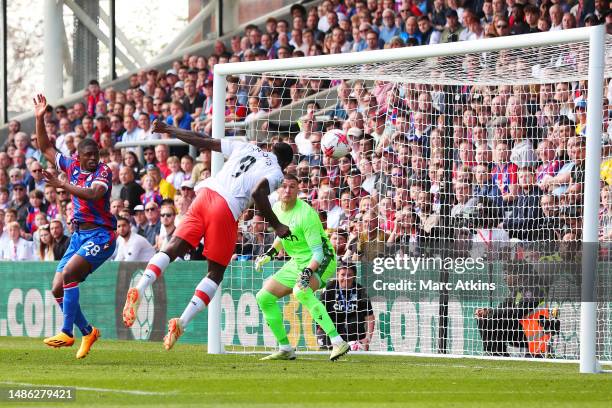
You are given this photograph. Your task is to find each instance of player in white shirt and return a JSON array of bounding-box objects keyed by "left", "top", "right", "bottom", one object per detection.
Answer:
[
  {"left": 123, "top": 119, "right": 294, "bottom": 350},
  {"left": 114, "top": 217, "right": 157, "bottom": 262}
]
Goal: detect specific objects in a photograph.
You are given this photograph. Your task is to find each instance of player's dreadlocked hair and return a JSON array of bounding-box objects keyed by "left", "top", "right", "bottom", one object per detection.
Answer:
[
  {"left": 77, "top": 137, "right": 99, "bottom": 153},
  {"left": 272, "top": 142, "right": 294, "bottom": 169}
]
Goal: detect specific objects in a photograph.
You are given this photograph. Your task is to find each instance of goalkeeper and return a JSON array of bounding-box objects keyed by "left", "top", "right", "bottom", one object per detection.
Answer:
[{"left": 255, "top": 174, "right": 349, "bottom": 361}]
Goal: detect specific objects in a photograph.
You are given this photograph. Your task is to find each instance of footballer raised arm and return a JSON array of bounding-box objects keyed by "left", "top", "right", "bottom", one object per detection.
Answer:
[
  {"left": 251, "top": 178, "right": 291, "bottom": 239},
  {"left": 33, "top": 94, "right": 58, "bottom": 164},
  {"left": 151, "top": 119, "right": 222, "bottom": 152}
]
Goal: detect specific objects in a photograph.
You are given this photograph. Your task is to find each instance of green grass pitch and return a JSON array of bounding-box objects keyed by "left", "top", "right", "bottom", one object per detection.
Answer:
[{"left": 0, "top": 337, "right": 610, "bottom": 407}]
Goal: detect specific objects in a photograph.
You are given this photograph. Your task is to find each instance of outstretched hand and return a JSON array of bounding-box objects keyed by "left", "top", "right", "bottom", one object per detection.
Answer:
[
  {"left": 42, "top": 169, "right": 64, "bottom": 189},
  {"left": 33, "top": 94, "right": 48, "bottom": 119},
  {"left": 152, "top": 118, "right": 169, "bottom": 134}
]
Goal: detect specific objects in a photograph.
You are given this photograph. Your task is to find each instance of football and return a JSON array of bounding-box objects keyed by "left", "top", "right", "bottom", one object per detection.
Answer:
[{"left": 321, "top": 128, "right": 351, "bottom": 159}]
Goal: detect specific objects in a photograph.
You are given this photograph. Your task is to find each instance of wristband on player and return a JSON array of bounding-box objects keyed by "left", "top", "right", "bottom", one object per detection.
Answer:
[{"left": 265, "top": 247, "right": 279, "bottom": 258}]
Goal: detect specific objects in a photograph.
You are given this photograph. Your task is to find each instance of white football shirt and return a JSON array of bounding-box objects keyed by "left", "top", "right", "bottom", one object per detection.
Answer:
[{"left": 195, "top": 140, "right": 285, "bottom": 220}]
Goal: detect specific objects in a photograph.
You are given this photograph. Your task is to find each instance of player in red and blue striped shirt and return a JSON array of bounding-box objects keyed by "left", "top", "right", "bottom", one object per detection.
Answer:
[{"left": 33, "top": 94, "right": 116, "bottom": 359}]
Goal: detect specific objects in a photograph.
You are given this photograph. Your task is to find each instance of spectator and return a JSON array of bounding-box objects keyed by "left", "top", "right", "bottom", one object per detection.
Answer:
[
  {"left": 14, "top": 132, "right": 36, "bottom": 160},
  {"left": 182, "top": 79, "right": 204, "bottom": 116},
  {"left": 549, "top": 5, "right": 564, "bottom": 30},
  {"left": 0, "top": 186, "right": 9, "bottom": 210},
  {"left": 439, "top": 9, "right": 464, "bottom": 43},
  {"left": 180, "top": 155, "right": 194, "bottom": 182},
  {"left": 417, "top": 16, "right": 435, "bottom": 45},
  {"left": 27, "top": 160, "right": 45, "bottom": 193},
  {"left": 492, "top": 141, "right": 518, "bottom": 204},
  {"left": 142, "top": 202, "right": 161, "bottom": 246},
  {"left": 365, "top": 30, "right": 381, "bottom": 50},
  {"left": 401, "top": 16, "right": 422, "bottom": 45},
  {"left": 501, "top": 167, "right": 543, "bottom": 240},
  {"left": 166, "top": 101, "right": 193, "bottom": 130},
  {"left": 473, "top": 163, "right": 503, "bottom": 208},
  {"left": 140, "top": 174, "right": 163, "bottom": 207},
  {"left": 242, "top": 213, "right": 275, "bottom": 257},
  {"left": 50, "top": 219, "right": 69, "bottom": 260},
  {"left": 121, "top": 115, "right": 145, "bottom": 145},
  {"left": 174, "top": 192, "right": 191, "bottom": 227},
  {"left": 166, "top": 156, "right": 185, "bottom": 190},
  {"left": 345, "top": 209, "right": 386, "bottom": 261},
  {"left": 318, "top": 262, "right": 374, "bottom": 350},
  {"left": 123, "top": 150, "right": 142, "bottom": 176},
  {"left": 37, "top": 224, "right": 55, "bottom": 261},
  {"left": 9, "top": 182, "right": 31, "bottom": 230},
  {"left": 180, "top": 179, "right": 196, "bottom": 202},
  {"left": 86, "top": 79, "right": 105, "bottom": 116},
  {"left": 137, "top": 112, "right": 159, "bottom": 141},
  {"left": 114, "top": 216, "right": 156, "bottom": 261},
  {"left": 119, "top": 166, "right": 145, "bottom": 210},
  {"left": 0, "top": 209, "right": 6, "bottom": 245},
  {"left": 0, "top": 221, "right": 35, "bottom": 261},
  {"left": 131, "top": 204, "right": 146, "bottom": 236},
  {"left": 154, "top": 144, "right": 171, "bottom": 178},
  {"left": 156, "top": 204, "right": 177, "bottom": 250},
  {"left": 380, "top": 9, "right": 401, "bottom": 43},
  {"left": 25, "top": 189, "right": 45, "bottom": 233},
  {"left": 509, "top": 120, "right": 537, "bottom": 168},
  {"left": 387, "top": 204, "right": 418, "bottom": 249},
  {"left": 330, "top": 229, "right": 348, "bottom": 258},
  {"left": 146, "top": 164, "right": 176, "bottom": 200}
]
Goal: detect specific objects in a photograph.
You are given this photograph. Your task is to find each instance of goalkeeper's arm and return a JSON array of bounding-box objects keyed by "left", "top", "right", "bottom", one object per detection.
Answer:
[{"left": 254, "top": 238, "right": 282, "bottom": 271}]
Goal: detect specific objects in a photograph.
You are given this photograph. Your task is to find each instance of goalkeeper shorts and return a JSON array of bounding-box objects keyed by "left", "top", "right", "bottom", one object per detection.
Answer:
[{"left": 271, "top": 255, "right": 337, "bottom": 289}]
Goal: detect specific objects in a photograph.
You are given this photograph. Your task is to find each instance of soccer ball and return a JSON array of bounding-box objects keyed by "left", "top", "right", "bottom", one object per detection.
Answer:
[
  {"left": 321, "top": 129, "right": 351, "bottom": 159},
  {"left": 349, "top": 341, "right": 365, "bottom": 351}
]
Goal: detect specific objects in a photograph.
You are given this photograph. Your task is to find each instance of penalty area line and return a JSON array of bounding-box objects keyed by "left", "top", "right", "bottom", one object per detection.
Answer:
[{"left": 0, "top": 381, "right": 176, "bottom": 396}]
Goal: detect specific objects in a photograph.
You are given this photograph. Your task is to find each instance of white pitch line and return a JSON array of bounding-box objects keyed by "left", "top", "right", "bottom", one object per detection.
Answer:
[{"left": 0, "top": 381, "right": 175, "bottom": 396}]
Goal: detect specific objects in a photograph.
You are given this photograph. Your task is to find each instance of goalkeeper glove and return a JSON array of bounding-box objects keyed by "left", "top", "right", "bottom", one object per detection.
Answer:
[
  {"left": 298, "top": 267, "right": 313, "bottom": 289},
  {"left": 254, "top": 247, "right": 278, "bottom": 272}
]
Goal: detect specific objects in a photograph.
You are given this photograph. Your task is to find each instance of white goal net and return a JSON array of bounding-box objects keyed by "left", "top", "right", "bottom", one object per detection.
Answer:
[{"left": 208, "top": 28, "right": 612, "bottom": 367}]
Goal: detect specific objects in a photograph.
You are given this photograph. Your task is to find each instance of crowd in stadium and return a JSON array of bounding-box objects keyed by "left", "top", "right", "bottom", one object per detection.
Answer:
[{"left": 1, "top": 0, "right": 612, "bottom": 262}]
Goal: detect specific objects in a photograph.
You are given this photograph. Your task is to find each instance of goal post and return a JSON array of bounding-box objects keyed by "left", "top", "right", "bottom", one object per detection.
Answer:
[
  {"left": 207, "top": 26, "right": 610, "bottom": 372},
  {"left": 581, "top": 24, "right": 606, "bottom": 374},
  {"left": 207, "top": 72, "right": 228, "bottom": 355}
]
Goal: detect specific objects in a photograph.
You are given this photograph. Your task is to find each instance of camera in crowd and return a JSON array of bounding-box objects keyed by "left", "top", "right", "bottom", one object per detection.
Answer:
[{"left": 452, "top": 196, "right": 503, "bottom": 232}]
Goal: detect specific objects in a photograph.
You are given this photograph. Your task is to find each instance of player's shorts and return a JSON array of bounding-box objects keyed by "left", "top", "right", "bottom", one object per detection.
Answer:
[
  {"left": 56, "top": 227, "right": 116, "bottom": 275},
  {"left": 272, "top": 250, "right": 337, "bottom": 289},
  {"left": 174, "top": 187, "right": 238, "bottom": 267}
]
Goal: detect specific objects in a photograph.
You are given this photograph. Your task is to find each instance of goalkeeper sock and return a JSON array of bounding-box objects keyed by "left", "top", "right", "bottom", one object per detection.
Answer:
[
  {"left": 136, "top": 252, "right": 171, "bottom": 295},
  {"left": 293, "top": 286, "right": 341, "bottom": 341},
  {"left": 179, "top": 277, "right": 218, "bottom": 327},
  {"left": 256, "top": 289, "right": 290, "bottom": 348}
]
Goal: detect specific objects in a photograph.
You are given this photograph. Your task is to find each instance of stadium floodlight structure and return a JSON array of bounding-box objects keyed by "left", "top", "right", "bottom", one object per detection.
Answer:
[{"left": 208, "top": 25, "right": 610, "bottom": 373}]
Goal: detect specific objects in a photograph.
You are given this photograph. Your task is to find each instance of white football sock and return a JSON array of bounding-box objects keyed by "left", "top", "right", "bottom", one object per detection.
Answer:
[
  {"left": 179, "top": 277, "right": 218, "bottom": 327},
  {"left": 330, "top": 335, "right": 344, "bottom": 345},
  {"left": 136, "top": 252, "right": 170, "bottom": 295},
  {"left": 279, "top": 344, "right": 293, "bottom": 352}
]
